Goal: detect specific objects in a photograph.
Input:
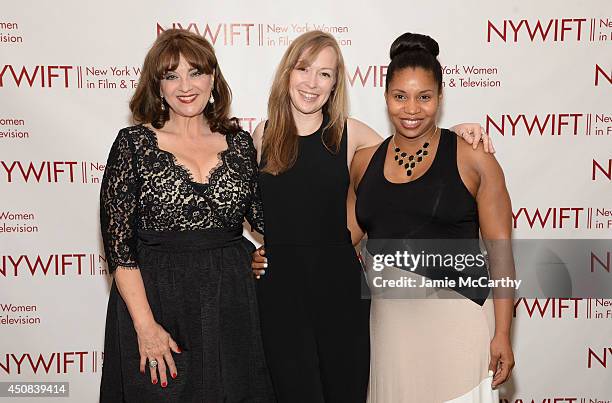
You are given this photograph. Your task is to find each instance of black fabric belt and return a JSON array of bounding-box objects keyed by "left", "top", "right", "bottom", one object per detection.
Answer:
[{"left": 137, "top": 226, "right": 245, "bottom": 253}]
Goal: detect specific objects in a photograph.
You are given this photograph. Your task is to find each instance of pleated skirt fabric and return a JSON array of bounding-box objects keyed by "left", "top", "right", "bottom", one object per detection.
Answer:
[
  {"left": 366, "top": 266, "right": 498, "bottom": 403},
  {"left": 100, "top": 227, "right": 275, "bottom": 403}
]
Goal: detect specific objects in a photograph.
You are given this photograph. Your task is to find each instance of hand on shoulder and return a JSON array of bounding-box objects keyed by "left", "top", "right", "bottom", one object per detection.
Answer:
[
  {"left": 455, "top": 131, "right": 499, "bottom": 172},
  {"left": 455, "top": 130, "right": 506, "bottom": 197}
]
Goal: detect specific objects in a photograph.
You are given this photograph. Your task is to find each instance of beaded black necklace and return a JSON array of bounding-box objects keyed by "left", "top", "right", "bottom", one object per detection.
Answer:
[{"left": 391, "top": 126, "right": 439, "bottom": 177}]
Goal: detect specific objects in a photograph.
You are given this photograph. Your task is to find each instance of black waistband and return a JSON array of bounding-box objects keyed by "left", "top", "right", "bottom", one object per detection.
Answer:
[{"left": 137, "top": 227, "right": 244, "bottom": 253}]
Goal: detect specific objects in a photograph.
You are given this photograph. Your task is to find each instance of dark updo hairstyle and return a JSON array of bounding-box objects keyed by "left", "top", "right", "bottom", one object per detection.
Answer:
[{"left": 385, "top": 32, "right": 443, "bottom": 92}]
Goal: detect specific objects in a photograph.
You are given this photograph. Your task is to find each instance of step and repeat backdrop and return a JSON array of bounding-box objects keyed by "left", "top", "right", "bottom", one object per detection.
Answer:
[{"left": 1, "top": 0, "right": 611, "bottom": 401}]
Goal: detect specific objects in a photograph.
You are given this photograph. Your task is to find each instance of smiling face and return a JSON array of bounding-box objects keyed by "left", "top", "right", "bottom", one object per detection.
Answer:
[
  {"left": 385, "top": 67, "right": 442, "bottom": 140},
  {"left": 159, "top": 54, "right": 213, "bottom": 119},
  {"left": 288, "top": 46, "right": 338, "bottom": 118}
]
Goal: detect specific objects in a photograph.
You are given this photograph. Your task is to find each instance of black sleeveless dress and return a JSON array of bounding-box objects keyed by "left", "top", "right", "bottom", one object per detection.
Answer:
[
  {"left": 355, "top": 130, "right": 498, "bottom": 403},
  {"left": 257, "top": 117, "right": 370, "bottom": 403}
]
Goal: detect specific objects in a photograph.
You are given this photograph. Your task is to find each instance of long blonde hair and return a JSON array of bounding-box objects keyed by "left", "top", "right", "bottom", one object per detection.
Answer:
[{"left": 262, "top": 31, "right": 348, "bottom": 175}]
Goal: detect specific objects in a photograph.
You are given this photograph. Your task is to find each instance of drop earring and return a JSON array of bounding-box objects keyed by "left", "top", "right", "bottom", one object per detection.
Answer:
[
  {"left": 209, "top": 77, "right": 215, "bottom": 104},
  {"left": 160, "top": 95, "right": 166, "bottom": 111}
]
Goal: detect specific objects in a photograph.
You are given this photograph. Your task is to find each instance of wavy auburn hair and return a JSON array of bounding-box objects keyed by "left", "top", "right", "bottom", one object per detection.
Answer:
[
  {"left": 262, "top": 30, "right": 348, "bottom": 175},
  {"left": 130, "top": 28, "right": 240, "bottom": 133}
]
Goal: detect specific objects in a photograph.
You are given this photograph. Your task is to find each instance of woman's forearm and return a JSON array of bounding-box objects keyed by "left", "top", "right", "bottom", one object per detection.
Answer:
[
  {"left": 492, "top": 298, "right": 513, "bottom": 337},
  {"left": 486, "top": 239, "right": 515, "bottom": 338},
  {"left": 487, "top": 240, "right": 515, "bottom": 337},
  {"left": 114, "top": 268, "right": 155, "bottom": 331}
]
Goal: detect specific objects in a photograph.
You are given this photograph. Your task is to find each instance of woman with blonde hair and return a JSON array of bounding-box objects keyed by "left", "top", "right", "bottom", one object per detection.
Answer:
[
  {"left": 251, "top": 30, "right": 493, "bottom": 403},
  {"left": 99, "top": 29, "right": 273, "bottom": 402}
]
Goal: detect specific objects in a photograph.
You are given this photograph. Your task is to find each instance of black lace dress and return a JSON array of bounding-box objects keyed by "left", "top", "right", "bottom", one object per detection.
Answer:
[{"left": 99, "top": 125, "right": 274, "bottom": 403}]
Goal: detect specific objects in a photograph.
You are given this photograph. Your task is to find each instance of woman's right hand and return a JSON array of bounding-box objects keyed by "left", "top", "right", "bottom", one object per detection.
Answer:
[
  {"left": 251, "top": 246, "right": 267, "bottom": 279},
  {"left": 135, "top": 320, "right": 181, "bottom": 387}
]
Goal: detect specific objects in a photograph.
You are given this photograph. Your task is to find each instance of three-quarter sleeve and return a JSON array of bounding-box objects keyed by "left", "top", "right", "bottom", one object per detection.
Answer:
[
  {"left": 100, "top": 130, "right": 140, "bottom": 273},
  {"left": 241, "top": 131, "right": 265, "bottom": 235},
  {"left": 246, "top": 174, "right": 265, "bottom": 235}
]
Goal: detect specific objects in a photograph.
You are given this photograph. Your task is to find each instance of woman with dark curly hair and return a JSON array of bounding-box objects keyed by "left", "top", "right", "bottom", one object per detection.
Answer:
[{"left": 99, "top": 29, "right": 274, "bottom": 403}]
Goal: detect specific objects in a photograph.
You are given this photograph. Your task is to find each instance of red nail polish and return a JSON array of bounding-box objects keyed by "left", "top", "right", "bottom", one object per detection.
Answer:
[
  {"left": 177, "top": 347, "right": 182, "bottom": 353},
  {"left": 152, "top": 379, "right": 158, "bottom": 385},
  {"left": 161, "top": 381, "right": 167, "bottom": 388},
  {"left": 171, "top": 373, "right": 177, "bottom": 379}
]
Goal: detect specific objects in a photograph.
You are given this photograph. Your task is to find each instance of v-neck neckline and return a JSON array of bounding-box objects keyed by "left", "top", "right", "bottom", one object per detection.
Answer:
[{"left": 141, "top": 124, "right": 231, "bottom": 188}]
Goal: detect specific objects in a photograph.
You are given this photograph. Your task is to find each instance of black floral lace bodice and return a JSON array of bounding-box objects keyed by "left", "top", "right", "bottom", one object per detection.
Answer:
[{"left": 100, "top": 125, "right": 264, "bottom": 272}]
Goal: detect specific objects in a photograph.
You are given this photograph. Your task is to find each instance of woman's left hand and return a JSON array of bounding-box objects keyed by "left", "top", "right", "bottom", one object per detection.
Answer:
[
  {"left": 451, "top": 123, "right": 495, "bottom": 153},
  {"left": 489, "top": 333, "right": 514, "bottom": 388}
]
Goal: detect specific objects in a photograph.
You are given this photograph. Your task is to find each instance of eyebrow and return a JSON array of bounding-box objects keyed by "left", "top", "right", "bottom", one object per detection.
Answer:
[
  {"left": 295, "top": 59, "right": 335, "bottom": 70},
  {"left": 391, "top": 88, "right": 434, "bottom": 92},
  {"left": 165, "top": 66, "right": 200, "bottom": 73}
]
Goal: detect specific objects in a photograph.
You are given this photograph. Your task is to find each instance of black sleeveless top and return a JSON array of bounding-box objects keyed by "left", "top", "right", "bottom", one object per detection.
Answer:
[
  {"left": 356, "top": 129, "right": 478, "bottom": 239},
  {"left": 355, "top": 129, "right": 488, "bottom": 304},
  {"left": 259, "top": 116, "right": 351, "bottom": 246}
]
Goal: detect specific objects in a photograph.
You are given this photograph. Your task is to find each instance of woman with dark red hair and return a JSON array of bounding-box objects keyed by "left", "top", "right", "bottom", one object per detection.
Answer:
[{"left": 99, "top": 29, "right": 274, "bottom": 403}]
